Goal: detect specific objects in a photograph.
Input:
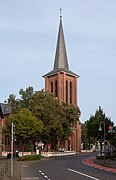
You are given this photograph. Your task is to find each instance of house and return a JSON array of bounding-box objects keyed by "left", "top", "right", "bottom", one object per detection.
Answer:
[{"left": 0, "top": 103, "right": 12, "bottom": 156}]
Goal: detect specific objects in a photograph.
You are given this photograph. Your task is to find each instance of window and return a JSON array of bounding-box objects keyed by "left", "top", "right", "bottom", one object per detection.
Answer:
[
  {"left": 70, "top": 82, "right": 72, "bottom": 104},
  {"left": 51, "top": 82, "right": 53, "bottom": 93},
  {"left": 66, "top": 80, "right": 68, "bottom": 102},
  {"left": 55, "top": 80, "right": 58, "bottom": 97}
]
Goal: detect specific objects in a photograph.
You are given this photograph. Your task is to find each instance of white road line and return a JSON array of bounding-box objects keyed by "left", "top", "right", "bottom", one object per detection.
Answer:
[
  {"left": 68, "top": 168, "right": 100, "bottom": 180},
  {"left": 44, "top": 175, "right": 48, "bottom": 178},
  {"left": 22, "top": 165, "right": 28, "bottom": 168},
  {"left": 23, "top": 177, "right": 39, "bottom": 180},
  {"left": 38, "top": 170, "right": 51, "bottom": 180}
]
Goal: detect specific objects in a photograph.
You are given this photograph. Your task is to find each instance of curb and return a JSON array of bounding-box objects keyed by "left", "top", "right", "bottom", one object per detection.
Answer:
[{"left": 82, "top": 157, "right": 116, "bottom": 174}]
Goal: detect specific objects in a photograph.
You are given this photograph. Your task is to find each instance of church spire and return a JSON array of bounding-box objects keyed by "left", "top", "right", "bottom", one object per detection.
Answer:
[
  {"left": 53, "top": 10, "right": 69, "bottom": 71},
  {"left": 43, "top": 11, "right": 79, "bottom": 78}
]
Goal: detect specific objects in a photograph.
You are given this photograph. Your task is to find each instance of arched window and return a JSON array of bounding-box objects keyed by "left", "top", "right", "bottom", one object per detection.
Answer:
[
  {"left": 70, "top": 82, "right": 72, "bottom": 104},
  {"left": 55, "top": 80, "right": 58, "bottom": 97},
  {"left": 66, "top": 80, "right": 68, "bottom": 102},
  {"left": 51, "top": 82, "right": 53, "bottom": 93}
]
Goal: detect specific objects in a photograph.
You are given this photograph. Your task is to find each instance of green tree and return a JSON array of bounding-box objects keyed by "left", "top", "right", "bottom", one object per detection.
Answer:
[
  {"left": 29, "top": 90, "right": 64, "bottom": 150},
  {"left": 5, "top": 108, "right": 43, "bottom": 152},
  {"left": 29, "top": 90, "right": 81, "bottom": 150},
  {"left": 19, "top": 86, "right": 34, "bottom": 108},
  {"left": 8, "top": 94, "right": 20, "bottom": 113},
  {"left": 110, "top": 135, "right": 116, "bottom": 151},
  {"left": 61, "top": 102, "right": 81, "bottom": 140},
  {"left": 7, "top": 86, "right": 34, "bottom": 113},
  {"left": 81, "top": 123, "right": 88, "bottom": 150},
  {"left": 85, "top": 106, "right": 113, "bottom": 145},
  {"left": 7, "top": 87, "right": 81, "bottom": 151}
]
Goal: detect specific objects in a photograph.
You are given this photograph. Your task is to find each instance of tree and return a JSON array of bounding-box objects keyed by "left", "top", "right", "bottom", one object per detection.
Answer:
[
  {"left": 7, "top": 87, "right": 81, "bottom": 151},
  {"left": 61, "top": 102, "right": 81, "bottom": 140},
  {"left": 29, "top": 90, "right": 65, "bottom": 150},
  {"left": 19, "top": 86, "right": 34, "bottom": 108},
  {"left": 84, "top": 106, "right": 113, "bottom": 145},
  {"left": 81, "top": 123, "right": 88, "bottom": 150},
  {"left": 29, "top": 90, "right": 81, "bottom": 150},
  {"left": 8, "top": 94, "right": 20, "bottom": 113},
  {"left": 5, "top": 108, "right": 43, "bottom": 152},
  {"left": 110, "top": 135, "right": 116, "bottom": 152},
  {"left": 7, "top": 86, "right": 34, "bottom": 113}
]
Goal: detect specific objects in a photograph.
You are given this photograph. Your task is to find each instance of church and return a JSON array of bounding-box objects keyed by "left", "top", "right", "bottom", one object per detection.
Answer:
[
  {"left": 43, "top": 14, "right": 81, "bottom": 152},
  {"left": 0, "top": 13, "right": 81, "bottom": 154}
]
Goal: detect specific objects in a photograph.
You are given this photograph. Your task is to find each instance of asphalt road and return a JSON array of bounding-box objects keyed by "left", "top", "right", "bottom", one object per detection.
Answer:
[{"left": 21, "top": 153, "right": 116, "bottom": 180}]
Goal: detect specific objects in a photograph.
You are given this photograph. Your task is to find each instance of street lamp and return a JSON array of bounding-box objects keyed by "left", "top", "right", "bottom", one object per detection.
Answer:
[
  {"left": 99, "top": 122, "right": 106, "bottom": 163},
  {"left": 11, "top": 122, "right": 14, "bottom": 177}
]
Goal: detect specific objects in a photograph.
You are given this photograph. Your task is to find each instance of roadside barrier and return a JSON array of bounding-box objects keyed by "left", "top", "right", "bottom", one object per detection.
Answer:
[{"left": 41, "top": 151, "right": 76, "bottom": 157}]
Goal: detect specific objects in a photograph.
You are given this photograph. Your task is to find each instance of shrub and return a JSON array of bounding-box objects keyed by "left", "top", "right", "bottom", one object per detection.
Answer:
[
  {"left": 110, "top": 153, "right": 116, "bottom": 160},
  {"left": 18, "top": 154, "right": 41, "bottom": 161}
]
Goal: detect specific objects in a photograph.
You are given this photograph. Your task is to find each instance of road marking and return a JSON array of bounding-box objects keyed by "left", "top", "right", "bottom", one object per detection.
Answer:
[
  {"left": 44, "top": 175, "right": 48, "bottom": 178},
  {"left": 22, "top": 165, "right": 28, "bottom": 168},
  {"left": 38, "top": 170, "right": 51, "bottom": 180},
  {"left": 22, "top": 178, "right": 39, "bottom": 180},
  {"left": 68, "top": 168, "right": 100, "bottom": 180}
]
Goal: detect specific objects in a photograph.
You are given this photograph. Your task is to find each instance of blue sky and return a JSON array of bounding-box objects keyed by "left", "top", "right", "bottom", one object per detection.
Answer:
[{"left": 0, "top": 0, "right": 116, "bottom": 124}]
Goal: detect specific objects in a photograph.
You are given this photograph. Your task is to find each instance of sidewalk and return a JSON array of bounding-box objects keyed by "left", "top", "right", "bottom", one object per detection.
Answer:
[
  {"left": 0, "top": 157, "right": 28, "bottom": 180},
  {"left": 83, "top": 157, "right": 116, "bottom": 173}
]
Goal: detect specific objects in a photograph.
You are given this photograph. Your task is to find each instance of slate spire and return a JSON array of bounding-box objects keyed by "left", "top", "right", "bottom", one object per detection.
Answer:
[
  {"left": 53, "top": 12, "right": 69, "bottom": 71},
  {"left": 43, "top": 11, "right": 79, "bottom": 77}
]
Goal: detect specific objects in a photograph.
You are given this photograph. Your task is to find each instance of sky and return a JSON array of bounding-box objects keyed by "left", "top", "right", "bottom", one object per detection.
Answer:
[{"left": 0, "top": 0, "right": 116, "bottom": 124}]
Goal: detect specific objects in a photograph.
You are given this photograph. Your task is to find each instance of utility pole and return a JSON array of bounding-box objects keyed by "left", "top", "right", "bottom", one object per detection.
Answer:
[
  {"left": 11, "top": 122, "right": 14, "bottom": 177},
  {"left": 99, "top": 122, "right": 106, "bottom": 164}
]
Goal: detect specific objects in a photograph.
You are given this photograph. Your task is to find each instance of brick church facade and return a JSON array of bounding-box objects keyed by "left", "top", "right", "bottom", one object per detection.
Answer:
[{"left": 43, "top": 15, "right": 81, "bottom": 152}]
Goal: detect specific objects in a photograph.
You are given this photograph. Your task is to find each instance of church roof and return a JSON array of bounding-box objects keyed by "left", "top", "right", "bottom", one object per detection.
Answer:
[
  {"left": 54, "top": 16, "right": 69, "bottom": 71},
  {"left": 43, "top": 15, "right": 79, "bottom": 78}
]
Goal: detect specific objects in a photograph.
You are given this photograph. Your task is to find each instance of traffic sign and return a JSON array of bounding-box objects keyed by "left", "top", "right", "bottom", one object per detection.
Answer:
[{"left": 38, "top": 142, "right": 44, "bottom": 147}]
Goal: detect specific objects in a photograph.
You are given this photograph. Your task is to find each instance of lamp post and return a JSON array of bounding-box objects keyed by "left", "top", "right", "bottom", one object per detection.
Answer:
[
  {"left": 99, "top": 122, "right": 106, "bottom": 163},
  {"left": 11, "top": 122, "right": 14, "bottom": 177}
]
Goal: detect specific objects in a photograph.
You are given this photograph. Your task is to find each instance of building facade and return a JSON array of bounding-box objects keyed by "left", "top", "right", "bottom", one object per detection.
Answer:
[
  {"left": 0, "top": 103, "right": 12, "bottom": 156},
  {"left": 43, "top": 15, "right": 81, "bottom": 152}
]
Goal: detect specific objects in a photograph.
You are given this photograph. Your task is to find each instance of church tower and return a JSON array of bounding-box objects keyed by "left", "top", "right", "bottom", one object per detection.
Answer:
[{"left": 43, "top": 13, "right": 81, "bottom": 152}]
